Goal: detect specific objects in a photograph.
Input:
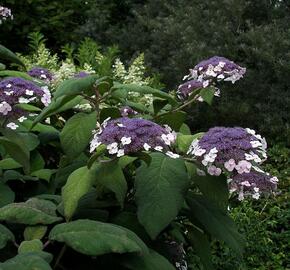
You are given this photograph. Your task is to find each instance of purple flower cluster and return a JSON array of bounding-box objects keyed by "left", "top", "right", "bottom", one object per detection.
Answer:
[
  {"left": 0, "top": 77, "right": 51, "bottom": 129},
  {"left": 230, "top": 171, "right": 278, "bottom": 200},
  {"left": 28, "top": 67, "right": 53, "bottom": 82},
  {"left": 178, "top": 56, "right": 246, "bottom": 100},
  {"left": 177, "top": 80, "right": 203, "bottom": 100},
  {"left": 120, "top": 106, "right": 138, "bottom": 117},
  {"left": 188, "top": 127, "right": 277, "bottom": 199},
  {"left": 0, "top": 6, "right": 13, "bottom": 24},
  {"left": 90, "top": 117, "right": 178, "bottom": 158}
]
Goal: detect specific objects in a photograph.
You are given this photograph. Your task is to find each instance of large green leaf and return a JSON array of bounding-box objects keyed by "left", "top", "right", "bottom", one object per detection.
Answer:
[
  {"left": 54, "top": 74, "right": 99, "bottom": 98},
  {"left": 122, "top": 249, "right": 175, "bottom": 270},
  {"left": 32, "top": 95, "right": 83, "bottom": 125},
  {"left": 0, "top": 183, "right": 15, "bottom": 207},
  {"left": 135, "top": 153, "right": 189, "bottom": 239},
  {"left": 157, "top": 111, "right": 186, "bottom": 130},
  {"left": 0, "top": 253, "right": 52, "bottom": 270},
  {"left": 0, "top": 198, "right": 62, "bottom": 225},
  {"left": 18, "top": 239, "right": 43, "bottom": 254},
  {"left": 0, "top": 44, "right": 25, "bottom": 67},
  {"left": 187, "top": 227, "right": 214, "bottom": 270},
  {"left": 60, "top": 112, "right": 97, "bottom": 159},
  {"left": 62, "top": 166, "right": 96, "bottom": 220},
  {"left": 24, "top": 226, "right": 47, "bottom": 241},
  {"left": 0, "top": 70, "right": 32, "bottom": 80},
  {"left": 96, "top": 161, "right": 128, "bottom": 208},
  {"left": 114, "top": 83, "right": 177, "bottom": 105},
  {"left": 191, "top": 173, "right": 229, "bottom": 211},
  {"left": 0, "top": 158, "right": 22, "bottom": 170},
  {"left": 186, "top": 194, "right": 244, "bottom": 255},
  {"left": 0, "top": 137, "right": 30, "bottom": 173},
  {"left": 0, "top": 224, "right": 15, "bottom": 249},
  {"left": 49, "top": 219, "right": 148, "bottom": 256}
]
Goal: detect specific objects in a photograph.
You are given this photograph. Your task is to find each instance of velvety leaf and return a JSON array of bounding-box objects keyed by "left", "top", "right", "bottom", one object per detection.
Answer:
[
  {"left": 157, "top": 111, "right": 186, "bottom": 130},
  {"left": 122, "top": 249, "right": 175, "bottom": 270},
  {"left": 0, "top": 70, "right": 32, "bottom": 80},
  {"left": 15, "top": 104, "right": 42, "bottom": 112},
  {"left": 135, "top": 153, "right": 189, "bottom": 239},
  {"left": 49, "top": 219, "right": 148, "bottom": 256},
  {"left": 0, "top": 158, "right": 22, "bottom": 170},
  {"left": 199, "top": 87, "right": 216, "bottom": 105},
  {"left": 18, "top": 239, "right": 43, "bottom": 254},
  {"left": 0, "top": 183, "right": 15, "bottom": 207},
  {"left": 186, "top": 194, "right": 244, "bottom": 255},
  {"left": 87, "top": 144, "right": 107, "bottom": 168},
  {"left": 96, "top": 161, "right": 128, "bottom": 208},
  {"left": 100, "top": 107, "right": 121, "bottom": 122},
  {"left": 114, "top": 83, "right": 177, "bottom": 105},
  {"left": 191, "top": 173, "right": 229, "bottom": 211},
  {"left": 153, "top": 99, "right": 169, "bottom": 114},
  {"left": 31, "top": 169, "right": 55, "bottom": 182},
  {"left": 54, "top": 74, "right": 99, "bottom": 98},
  {"left": 0, "top": 224, "right": 15, "bottom": 249},
  {"left": 24, "top": 226, "right": 47, "bottom": 241},
  {"left": 62, "top": 166, "right": 96, "bottom": 220},
  {"left": 60, "top": 112, "right": 97, "bottom": 159},
  {"left": 0, "top": 137, "right": 30, "bottom": 173},
  {"left": 32, "top": 95, "right": 82, "bottom": 125},
  {"left": 187, "top": 227, "right": 214, "bottom": 270},
  {"left": 0, "top": 44, "right": 25, "bottom": 66},
  {"left": 0, "top": 198, "right": 62, "bottom": 225},
  {"left": 179, "top": 123, "right": 191, "bottom": 135},
  {"left": 0, "top": 253, "right": 52, "bottom": 270}
]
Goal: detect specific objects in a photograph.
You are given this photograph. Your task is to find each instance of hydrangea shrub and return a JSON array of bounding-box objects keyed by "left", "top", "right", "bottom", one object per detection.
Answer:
[{"left": 0, "top": 45, "right": 279, "bottom": 270}]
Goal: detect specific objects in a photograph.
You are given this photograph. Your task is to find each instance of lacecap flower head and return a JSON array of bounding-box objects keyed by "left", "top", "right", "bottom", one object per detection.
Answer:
[
  {"left": 187, "top": 127, "right": 277, "bottom": 199},
  {"left": 0, "top": 77, "right": 51, "bottom": 128},
  {"left": 0, "top": 6, "right": 13, "bottom": 24},
  {"left": 90, "top": 117, "right": 179, "bottom": 158},
  {"left": 28, "top": 67, "right": 53, "bottom": 82},
  {"left": 230, "top": 171, "right": 278, "bottom": 201},
  {"left": 178, "top": 56, "right": 246, "bottom": 101}
]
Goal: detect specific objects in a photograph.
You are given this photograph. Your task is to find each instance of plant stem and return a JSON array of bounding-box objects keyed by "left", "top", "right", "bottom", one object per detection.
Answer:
[{"left": 53, "top": 244, "right": 67, "bottom": 270}]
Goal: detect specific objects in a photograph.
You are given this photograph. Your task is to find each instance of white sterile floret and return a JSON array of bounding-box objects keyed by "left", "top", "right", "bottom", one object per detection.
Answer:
[
  {"left": 224, "top": 159, "right": 236, "bottom": 172},
  {"left": 207, "top": 165, "right": 221, "bottom": 176},
  {"left": 25, "top": 89, "right": 34, "bottom": 96},
  {"left": 202, "top": 80, "right": 210, "bottom": 88},
  {"left": 241, "top": 181, "right": 251, "bottom": 187},
  {"left": 121, "top": 136, "right": 132, "bottom": 145},
  {"left": 235, "top": 160, "right": 252, "bottom": 174},
  {"left": 107, "top": 142, "right": 118, "bottom": 154},
  {"left": 270, "top": 177, "right": 279, "bottom": 183},
  {"left": 143, "top": 143, "right": 151, "bottom": 151},
  {"left": 250, "top": 141, "right": 263, "bottom": 148},
  {"left": 252, "top": 193, "right": 260, "bottom": 199},
  {"left": 246, "top": 128, "right": 256, "bottom": 135},
  {"left": 18, "top": 97, "right": 30, "bottom": 104},
  {"left": 154, "top": 146, "right": 163, "bottom": 152},
  {"left": 166, "top": 151, "right": 180, "bottom": 159},
  {"left": 18, "top": 116, "right": 27, "bottom": 122},
  {"left": 6, "top": 122, "right": 18, "bottom": 130},
  {"left": 4, "top": 90, "right": 13, "bottom": 95},
  {"left": 194, "top": 148, "right": 206, "bottom": 156},
  {"left": 0, "top": 101, "right": 12, "bottom": 115},
  {"left": 161, "top": 133, "right": 175, "bottom": 145},
  {"left": 117, "top": 123, "right": 124, "bottom": 127},
  {"left": 90, "top": 140, "right": 101, "bottom": 153},
  {"left": 117, "top": 149, "right": 125, "bottom": 157}
]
